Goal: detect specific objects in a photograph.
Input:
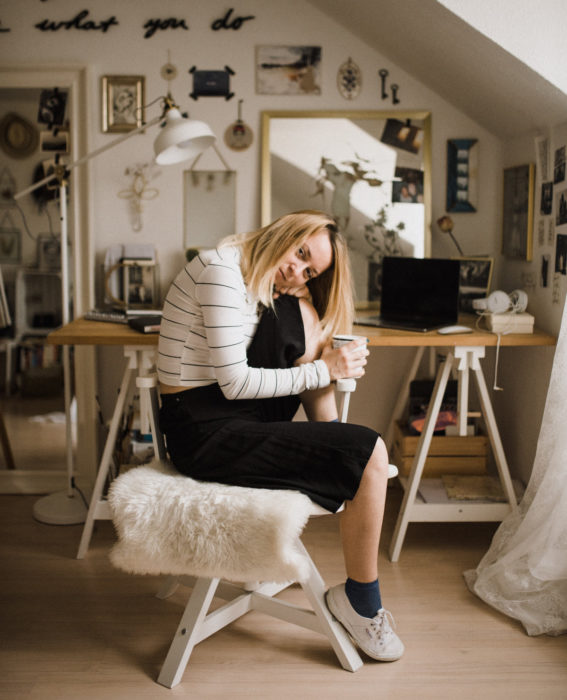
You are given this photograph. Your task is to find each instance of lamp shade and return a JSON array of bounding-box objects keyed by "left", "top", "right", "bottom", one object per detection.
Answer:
[{"left": 153, "top": 108, "right": 215, "bottom": 165}]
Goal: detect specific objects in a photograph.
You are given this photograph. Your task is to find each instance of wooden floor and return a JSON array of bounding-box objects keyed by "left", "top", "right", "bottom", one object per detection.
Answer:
[
  {"left": 0, "top": 394, "right": 66, "bottom": 471},
  {"left": 1, "top": 483, "right": 566, "bottom": 700}
]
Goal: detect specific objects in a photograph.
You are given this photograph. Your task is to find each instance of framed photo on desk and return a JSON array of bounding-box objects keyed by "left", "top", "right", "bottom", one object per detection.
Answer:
[
  {"left": 454, "top": 256, "right": 494, "bottom": 313},
  {"left": 122, "top": 259, "right": 158, "bottom": 309}
]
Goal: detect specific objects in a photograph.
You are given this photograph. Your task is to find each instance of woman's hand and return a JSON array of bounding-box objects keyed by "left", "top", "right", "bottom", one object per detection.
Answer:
[
  {"left": 273, "top": 283, "right": 311, "bottom": 300},
  {"left": 321, "top": 339, "right": 369, "bottom": 381}
]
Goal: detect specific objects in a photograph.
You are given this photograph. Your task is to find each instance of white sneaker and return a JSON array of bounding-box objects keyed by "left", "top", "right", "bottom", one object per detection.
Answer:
[{"left": 325, "top": 583, "right": 404, "bottom": 661}]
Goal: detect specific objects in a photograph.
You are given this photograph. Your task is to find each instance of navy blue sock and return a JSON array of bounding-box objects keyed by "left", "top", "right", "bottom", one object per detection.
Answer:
[
  {"left": 329, "top": 418, "right": 339, "bottom": 422},
  {"left": 345, "top": 578, "right": 382, "bottom": 618}
]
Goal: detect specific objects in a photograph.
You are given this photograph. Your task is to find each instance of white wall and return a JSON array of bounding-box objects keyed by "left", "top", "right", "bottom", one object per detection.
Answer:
[
  {"left": 486, "top": 123, "right": 567, "bottom": 485},
  {"left": 6, "top": 0, "right": 557, "bottom": 486},
  {"left": 1, "top": 0, "right": 504, "bottom": 288},
  {"left": 438, "top": 0, "right": 567, "bottom": 94}
]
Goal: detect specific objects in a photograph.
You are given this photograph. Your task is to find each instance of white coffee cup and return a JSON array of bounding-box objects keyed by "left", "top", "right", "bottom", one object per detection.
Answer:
[
  {"left": 332, "top": 335, "right": 368, "bottom": 389},
  {"left": 332, "top": 334, "right": 368, "bottom": 350}
]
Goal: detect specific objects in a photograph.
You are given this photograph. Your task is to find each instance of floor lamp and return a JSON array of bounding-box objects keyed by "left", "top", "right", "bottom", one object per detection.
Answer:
[{"left": 14, "top": 95, "right": 215, "bottom": 525}]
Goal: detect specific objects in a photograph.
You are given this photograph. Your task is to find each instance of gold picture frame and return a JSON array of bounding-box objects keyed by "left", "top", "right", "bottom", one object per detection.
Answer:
[{"left": 101, "top": 75, "right": 145, "bottom": 133}]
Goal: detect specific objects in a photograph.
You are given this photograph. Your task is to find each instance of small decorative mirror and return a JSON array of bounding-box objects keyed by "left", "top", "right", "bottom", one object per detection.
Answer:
[
  {"left": 261, "top": 110, "right": 431, "bottom": 305},
  {"left": 183, "top": 170, "right": 236, "bottom": 249}
]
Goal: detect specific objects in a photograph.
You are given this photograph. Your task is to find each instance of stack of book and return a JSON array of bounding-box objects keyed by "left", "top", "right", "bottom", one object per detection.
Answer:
[{"left": 485, "top": 311, "right": 535, "bottom": 334}]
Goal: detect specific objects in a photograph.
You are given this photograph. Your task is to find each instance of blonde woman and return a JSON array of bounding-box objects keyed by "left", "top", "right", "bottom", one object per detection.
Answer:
[{"left": 157, "top": 210, "right": 404, "bottom": 661}]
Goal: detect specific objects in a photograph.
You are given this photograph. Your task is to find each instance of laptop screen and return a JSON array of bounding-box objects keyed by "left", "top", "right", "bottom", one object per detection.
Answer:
[{"left": 380, "top": 257, "right": 460, "bottom": 326}]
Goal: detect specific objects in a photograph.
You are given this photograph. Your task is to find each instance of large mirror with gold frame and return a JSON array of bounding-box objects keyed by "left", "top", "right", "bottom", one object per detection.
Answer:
[{"left": 261, "top": 110, "right": 431, "bottom": 306}]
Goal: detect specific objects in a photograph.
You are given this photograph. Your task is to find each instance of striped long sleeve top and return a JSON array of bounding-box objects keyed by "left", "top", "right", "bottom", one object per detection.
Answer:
[{"left": 157, "top": 246, "right": 331, "bottom": 399}]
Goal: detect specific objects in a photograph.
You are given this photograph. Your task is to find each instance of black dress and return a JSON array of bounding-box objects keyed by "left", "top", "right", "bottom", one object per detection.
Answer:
[{"left": 159, "top": 295, "right": 379, "bottom": 512}]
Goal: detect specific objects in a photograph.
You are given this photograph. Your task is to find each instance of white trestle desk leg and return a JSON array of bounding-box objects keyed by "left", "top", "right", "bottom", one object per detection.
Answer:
[
  {"left": 456, "top": 348, "right": 469, "bottom": 436},
  {"left": 389, "top": 352, "right": 454, "bottom": 562},
  {"left": 470, "top": 352, "right": 518, "bottom": 510},
  {"left": 76, "top": 348, "right": 143, "bottom": 559},
  {"left": 384, "top": 346, "right": 425, "bottom": 451},
  {"left": 389, "top": 346, "right": 519, "bottom": 562}
]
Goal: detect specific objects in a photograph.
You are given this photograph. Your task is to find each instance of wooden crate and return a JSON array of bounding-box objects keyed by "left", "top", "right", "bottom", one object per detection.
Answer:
[{"left": 391, "top": 420, "right": 488, "bottom": 477}]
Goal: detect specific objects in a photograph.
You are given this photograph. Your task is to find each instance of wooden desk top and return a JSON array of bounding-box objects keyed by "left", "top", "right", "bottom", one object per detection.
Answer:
[
  {"left": 47, "top": 318, "right": 157, "bottom": 346},
  {"left": 48, "top": 316, "right": 557, "bottom": 349}
]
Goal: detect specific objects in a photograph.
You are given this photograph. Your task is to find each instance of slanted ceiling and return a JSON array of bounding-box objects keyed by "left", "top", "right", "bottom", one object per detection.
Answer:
[{"left": 306, "top": 0, "right": 567, "bottom": 139}]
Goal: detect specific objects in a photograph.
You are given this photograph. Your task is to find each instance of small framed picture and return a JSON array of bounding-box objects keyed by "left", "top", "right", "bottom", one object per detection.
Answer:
[
  {"left": 101, "top": 75, "right": 145, "bottom": 133},
  {"left": 121, "top": 259, "right": 158, "bottom": 309},
  {"left": 39, "top": 129, "right": 69, "bottom": 154},
  {"left": 502, "top": 163, "right": 535, "bottom": 261},
  {"left": 37, "top": 235, "right": 61, "bottom": 271},
  {"left": 454, "top": 256, "right": 494, "bottom": 313},
  {"left": 446, "top": 138, "right": 478, "bottom": 212},
  {"left": 256, "top": 46, "right": 321, "bottom": 95}
]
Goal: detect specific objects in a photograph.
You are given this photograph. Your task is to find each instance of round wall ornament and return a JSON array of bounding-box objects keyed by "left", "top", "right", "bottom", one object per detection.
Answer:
[
  {"left": 224, "top": 99, "right": 253, "bottom": 151},
  {"left": 224, "top": 121, "right": 253, "bottom": 151},
  {"left": 0, "top": 112, "right": 39, "bottom": 158},
  {"left": 337, "top": 58, "right": 362, "bottom": 100}
]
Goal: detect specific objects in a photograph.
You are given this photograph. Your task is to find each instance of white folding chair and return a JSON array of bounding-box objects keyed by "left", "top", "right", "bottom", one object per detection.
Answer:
[{"left": 110, "top": 375, "right": 397, "bottom": 688}]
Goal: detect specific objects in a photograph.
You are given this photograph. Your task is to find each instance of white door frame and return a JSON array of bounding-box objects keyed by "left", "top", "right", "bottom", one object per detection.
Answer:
[{"left": 0, "top": 64, "right": 98, "bottom": 492}]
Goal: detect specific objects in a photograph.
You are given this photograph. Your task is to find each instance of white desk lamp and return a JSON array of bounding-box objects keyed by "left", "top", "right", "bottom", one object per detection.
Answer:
[{"left": 14, "top": 94, "right": 215, "bottom": 525}]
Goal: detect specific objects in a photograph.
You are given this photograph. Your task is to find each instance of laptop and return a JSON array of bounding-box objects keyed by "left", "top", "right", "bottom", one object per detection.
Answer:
[{"left": 356, "top": 256, "right": 461, "bottom": 332}]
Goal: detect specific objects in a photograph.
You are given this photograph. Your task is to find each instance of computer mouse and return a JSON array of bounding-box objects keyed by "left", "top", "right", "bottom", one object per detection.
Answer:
[{"left": 437, "top": 325, "right": 473, "bottom": 335}]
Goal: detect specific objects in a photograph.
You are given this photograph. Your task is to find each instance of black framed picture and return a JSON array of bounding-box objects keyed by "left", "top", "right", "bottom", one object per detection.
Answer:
[
  {"left": 446, "top": 138, "right": 478, "bottom": 212},
  {"left": 502, "top": 163, "right": 535, "bottom": 261}
]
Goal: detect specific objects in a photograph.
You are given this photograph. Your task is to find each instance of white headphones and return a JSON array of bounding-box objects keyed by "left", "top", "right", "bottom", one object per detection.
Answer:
[{"left": 472, "top": 289, "right": 528, "bottom": 314}]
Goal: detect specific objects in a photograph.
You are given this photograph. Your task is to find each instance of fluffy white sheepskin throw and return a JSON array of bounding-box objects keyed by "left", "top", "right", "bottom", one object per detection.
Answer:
[{"left": 108, "top": 460, "right": 315, "bottom": 583}]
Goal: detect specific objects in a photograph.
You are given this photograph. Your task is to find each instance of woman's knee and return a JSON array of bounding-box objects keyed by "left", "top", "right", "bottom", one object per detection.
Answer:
[{"left": 366, "top": 437, "right": 389, "bottom": 477}]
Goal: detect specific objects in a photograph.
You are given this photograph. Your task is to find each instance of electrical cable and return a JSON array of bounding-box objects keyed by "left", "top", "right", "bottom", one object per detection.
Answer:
[{"left": 475, "top": 310, "right": 513, "bottom": 391}]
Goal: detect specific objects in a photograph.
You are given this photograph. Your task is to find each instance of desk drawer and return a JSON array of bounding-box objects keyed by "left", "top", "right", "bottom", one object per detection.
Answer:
[{"left": 392, "top": 420, "right": 488, "bottom": 477}]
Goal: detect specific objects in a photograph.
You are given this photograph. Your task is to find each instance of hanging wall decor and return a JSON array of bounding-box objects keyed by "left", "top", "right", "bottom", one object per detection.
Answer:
[
  {"left": 381, "top": 119, "right": 423, "bottom": 155},
  {"left": 0, "top": 167, "right": 16, "bottom": 206},
  {"left": 117, "top": 163, "right": 160, "bottom": 232},
  {"left": 0, "top": 212, "right": 21, "bottom": 263},
  {"left": 0, "top": 112, "right": 39, "bottom": 159},
  {"left": 224, "top": 100, "right": 253, "bottom": 151},
  {"left": 37, "top": 88, "right": 68, "bottom": 127},
  {"left": 101, "top": 75, "right": 145, "bottom": 133},
  {"left": 143, "top": 17, "right": 189, "bottom": 39},
  {"left": 337, "top": 58, "right": 361, "bottom": 100},
  {"left": 256, "top": 46, "right": 321, "bottom": 95},
  {"left": 502, "top": 163, "right": 535, "bottom": 261},
  {"left": 40, "top": 129, "right": 69, "bottom": 155},
  {"left": 34, "top": 9, "right": 118, "bottom": 33},
  {"left": 211, "top": 8, "right": 255, "bottom": 31},
  {"left": 189, "top": 66, "right": 235, "bottom": 100},
  {"left": 378, "top": 68, "right": 400, "bottom": 104},
  {"left": 446, "top": 138, "right": 478, "bottom": 213}
]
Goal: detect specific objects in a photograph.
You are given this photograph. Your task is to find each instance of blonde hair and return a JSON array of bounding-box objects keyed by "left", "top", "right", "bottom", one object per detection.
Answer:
[{"left": 221, "top": 210, "right": 354, "bottom": 339}]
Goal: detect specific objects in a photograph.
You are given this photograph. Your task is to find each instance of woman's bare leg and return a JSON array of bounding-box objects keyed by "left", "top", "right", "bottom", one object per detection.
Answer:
[
  {"left": 340, "top": 437, "right": 389, "bottom": 581},
  {"left": 295, "top": 297, "right": 388, "bottom": 578}
]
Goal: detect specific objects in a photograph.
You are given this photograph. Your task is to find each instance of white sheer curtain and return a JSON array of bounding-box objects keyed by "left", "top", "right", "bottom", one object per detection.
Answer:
[{"left": 465, "top": 298, "right": 567, "bottom": 636}]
